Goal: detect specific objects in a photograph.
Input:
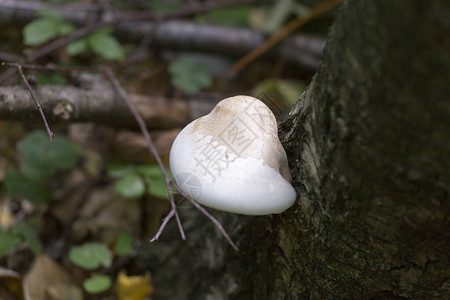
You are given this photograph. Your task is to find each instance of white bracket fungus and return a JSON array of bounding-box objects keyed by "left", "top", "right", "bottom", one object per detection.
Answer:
[{"left": 170, "top": 95, "right": 296, "bottom": 215}]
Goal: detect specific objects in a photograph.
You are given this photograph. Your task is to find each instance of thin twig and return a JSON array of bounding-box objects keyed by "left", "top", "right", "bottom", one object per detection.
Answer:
[
  {"left": 149, "top": 209, "right": 176, "bottom": 242},
  {"left": 101, "top": 65, "right": 238, "bottom": 250},
  {"left": 230, "top": 0, "right": 343, "bottom": 75},
  {"left": 170, "top": 180, "right": 239, "bottom": 251},
  {"left": 2, "top": 62, "right": 54, "bottom": 140},
  {"left": 100, "top": 66, "right": 185, "bottom": 240}
]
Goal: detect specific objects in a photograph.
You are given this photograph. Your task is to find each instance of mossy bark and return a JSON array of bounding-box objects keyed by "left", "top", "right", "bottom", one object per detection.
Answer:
[{"left": 237, "top": 0, "right": 450, "bottom": 298}]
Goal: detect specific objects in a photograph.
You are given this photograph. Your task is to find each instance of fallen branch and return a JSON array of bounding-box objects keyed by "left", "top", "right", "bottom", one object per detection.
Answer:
[
  {"left": 0, "top": 0, "right": 267, "bottom": 84},
  {"left": 0, "top": 0, "right": 325, "bottom": 70},
  {"left": 0, "top": 74, "right": 190, "bottom": 130},
  {"left": 0, "top": 61, "right": 239, "bottom": 250}
]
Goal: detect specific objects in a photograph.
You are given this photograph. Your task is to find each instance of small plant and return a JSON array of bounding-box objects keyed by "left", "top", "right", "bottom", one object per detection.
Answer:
[
  {"left": 69, "top": 231, "right": 135, "bottom": 294},
  {"left": 23, "top": 10, "right": 75, "bottom": 46},
  {"left": 66, "top": 27, "right": 125, "bottom": 62},
  {"left": 107, "top": 163, "right": 171, "bottom": 199},
  {"left": 114, "top": 231, "right": 134, "bottom": 256},
  {"left": 69, "top": 242, "right": 112, "bottom": 270},
  {"left": 83, "top": 274, "right": 112, "bottom": 294},
  {"left": 1, "top": 131, "right": 77, "bottom": 258},
  {"left": 23, "top": 10, "right": 125, "bottom": 62},
  {"left": 168, "top": 56, "right": 212, "bottom": 95},
  {"left": 0, "top": 220, "right": 42, "bottom": 258},
  {"left": 4, "top": 130, "right": 80, "bottom": 203}
]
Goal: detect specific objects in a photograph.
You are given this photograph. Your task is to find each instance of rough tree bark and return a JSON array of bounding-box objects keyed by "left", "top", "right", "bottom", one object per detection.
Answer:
[
  {"left": 139, "top": 0, "right": 449, "bottom": 299},
  {"left": 237, "top": 0, "right": 450, "bottom": 298}
]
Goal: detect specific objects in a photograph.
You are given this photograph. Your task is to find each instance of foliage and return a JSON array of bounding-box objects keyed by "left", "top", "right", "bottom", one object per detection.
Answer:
[
  {"left": 196, "top": 7, "right": 251, "bottom": 27},
  {"left": 35, "top": 73, "right": 68, "bottom": 85},
  {"left": 0, "top": 221, "right": 42, "bottom": 258},
  {"left": 67, "top": 27, "right": 125, "bottom": 62},
  {"left": 4, "top": 131, "right": 80, "bottom": 203},
  {"left": 0, "top": 228, "right": 22, "bottom": 258},
  {"left": 168, "top": 56, "right": 212, "bottom": 95},
  {"left": 23, "top": 9, "right": 124, "bottom": 61},
  {"left": 69, "top": 242, "right": 112, "bottom": 270},
  {"left": 83, "top": 274, "right": 112, "bottom": 294},
  {"left": 17, "top": 220, "right": 43, "bottom": 254},
  {"left": 253, "top": 78, "right": 306, "bottom": 108},
  {"left": 107, "top": 163, "right": 171, "bottom": 199},
  {"left": 114, "top": 231, "right": 134, "bottom": 256},
  {"left": 23, "top": 10, "right": 75, "bottom": 46}
]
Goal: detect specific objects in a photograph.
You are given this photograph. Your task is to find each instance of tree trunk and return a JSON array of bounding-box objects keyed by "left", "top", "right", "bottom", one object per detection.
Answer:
[
  {"left": 140, "top": 0, "right": 450, "bottom": 299},
  {"left": 237, "top": 0, "right": 450, "bottom": 298}
]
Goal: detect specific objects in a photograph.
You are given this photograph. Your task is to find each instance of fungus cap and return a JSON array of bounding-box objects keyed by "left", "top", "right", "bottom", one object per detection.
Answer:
[{"left": 170, "top": 95, "right": 296, "bottom": 215}]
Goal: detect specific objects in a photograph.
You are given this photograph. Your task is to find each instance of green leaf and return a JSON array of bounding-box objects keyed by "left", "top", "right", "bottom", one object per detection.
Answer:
[
  {"left": 18, "top": 222, "right": 42, "bottom": 254},
  {"left": 83, "top": 274, "right": 111, "bottom": 294},
  {"left": 6, "top": 131, "right": 79, "bottom": 202},
  {"left": 137, "top": 165, "right": 170, "bottom": 199},
  {"left": 21, "top": 160, "right": 54, "bottom": 180},
  {"left": 47, "top": 135, "right": 80, "bottom": 169},
  {"left": 66, "top": 38, "right": 88, "bottom": 56},
  {"left": 23, "top": 18, "right": 60, "bottom": 46},
  {"left": 136, "top": 165, "right": 164, "bottom": 177},
  {"left": 114, "top": 231, "right": 134, "bottom": 256},
  {"left": 169, "top": 57, "right": 212, "bottom": 95},
  {"left": 147, "top": 179, "right": 169, "bottom": 199},
  {"left": 69, "top": 243, "right": 112, "bottom": 270},
  {"left": 275, "top": 80, "right": 305, "bottom": 106},
  {"left": 88, "top": 28, "right": 124, "bottom": 61},
  {"left": 91, "top": 27, "right": 113, "bottom": 36},
  {"left": 252, "top": 79, "right": 305, "bottom": 108},
  {"left": 115, "top": 172, "right": 145, "bottom": 198},
  {"left": 196, "top": 7, "right": 251, "bottom": 27},
  {"left": 36, "top": 73, "right": 68, "bottom": 85},
  {"left": 36, "top": 9, "right": 62, "bottom": 20},
  {"left": 0, "top": 229, "right": 23, "bottom": 258},
  {"left": 107, "top": 163, "right": 135, "bottom": 178},
  {"left": 23, "top": 10, "right": 75, "bottom": 46},
  {"left": 17, "top": 131, "right": 48, "bottom": 161},
  {"left": 59, "top": 22, "right": 75, "bottom": 35},
  {"left": 4, "top": 171, "right": 51, "bottom": 203},
  {"left": 18, "top": 130, "right": 80, "bottom": 174}
]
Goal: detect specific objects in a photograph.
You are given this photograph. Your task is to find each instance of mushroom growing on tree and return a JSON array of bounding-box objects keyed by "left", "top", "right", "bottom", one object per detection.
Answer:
[{"left": 170, "top": 95, "right": 296, "bottom": 215}]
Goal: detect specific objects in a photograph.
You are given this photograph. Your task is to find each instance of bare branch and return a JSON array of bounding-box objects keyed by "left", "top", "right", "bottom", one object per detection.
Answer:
[
  {"left": 0, "top": 0, "right": 325, "bottom": 70},
  {"left": 0, "top": 75, "right": 190, "bottom": 130}
]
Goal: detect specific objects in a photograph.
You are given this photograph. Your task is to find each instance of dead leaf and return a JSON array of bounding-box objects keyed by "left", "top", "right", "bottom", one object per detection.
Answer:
[
  {"left": 72, "top": 187, "right": 140, "bottom": 241},
  {"left": 0, "top": 198, "right": 17, "bottom": 228},
  {"left": 24, "top": 254, "right": 82, "bottom": 300},
  {"left": 0, "top": 267, "right": 31, "bottom": 300},
  {"left": 117, "top": 270, "right": 152, "bottom": 300}
]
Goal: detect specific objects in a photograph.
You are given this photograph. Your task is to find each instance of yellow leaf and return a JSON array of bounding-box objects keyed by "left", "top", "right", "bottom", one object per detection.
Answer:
[{"left": 117, "top": 270, "right": 152, "bottom": 300}]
